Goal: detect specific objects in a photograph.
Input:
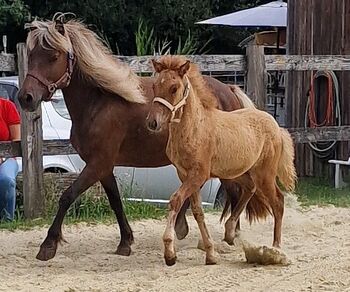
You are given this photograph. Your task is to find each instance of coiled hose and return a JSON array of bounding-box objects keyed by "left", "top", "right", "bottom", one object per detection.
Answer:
[{"left": 304, "top": 70, "right": 342, "bottom": 158}]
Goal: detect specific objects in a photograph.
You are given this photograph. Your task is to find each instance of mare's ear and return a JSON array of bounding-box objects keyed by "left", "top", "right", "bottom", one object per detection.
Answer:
[
  {"left": 151, "top": 59, "right": 165, "bottom": 73},
  {"left": 55, "top": 19, "right": 65, "bottom": 36},
  {"left": 178, "top": 60, "right": 190, "bottom": 77}
]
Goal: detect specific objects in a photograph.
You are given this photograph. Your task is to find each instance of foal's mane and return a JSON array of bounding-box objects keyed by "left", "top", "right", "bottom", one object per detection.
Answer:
[
  {"left": 25, "top": 18, "right": 145, "bottom": 104},
  {"left": 157, "top": 56, "right": 218, "bottom": 109}
]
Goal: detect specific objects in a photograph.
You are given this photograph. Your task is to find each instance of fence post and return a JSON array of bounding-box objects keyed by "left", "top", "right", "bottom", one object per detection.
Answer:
[
  {"left": 17, "top": 43, "right": 44, "bottom": 219},
  {"left": 246, "top": 44, "right": 267, "bottom": 110}
]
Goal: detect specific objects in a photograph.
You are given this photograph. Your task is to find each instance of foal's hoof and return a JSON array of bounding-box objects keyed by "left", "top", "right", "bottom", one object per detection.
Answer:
[
  {"left": 115, "top": 245, "right": 132, "bottom": 256},
  {"left": 165, "top": 256, "right": 177, "bottom": 266},
  {"left": 205, "top": 256, "right": 217, "bottom": 265},
  {"left": 223, "top": 237, "right": 235, "bottom": 246},
  {"left": 36, "top": 245, "right": 57, "bottom": 261}
]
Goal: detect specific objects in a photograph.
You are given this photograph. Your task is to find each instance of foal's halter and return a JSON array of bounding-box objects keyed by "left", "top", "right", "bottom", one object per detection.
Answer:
[
  {"left": 153, "top": 76, "right": 191, "bottom": 123},
  {"left": 27, "top": 51, "right": 75, "bottom": 101}
]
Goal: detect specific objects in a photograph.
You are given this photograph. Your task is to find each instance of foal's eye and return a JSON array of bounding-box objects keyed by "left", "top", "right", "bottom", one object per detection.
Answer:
[{"left": 170, "top": 84, "right": 178, "bottom": 95}]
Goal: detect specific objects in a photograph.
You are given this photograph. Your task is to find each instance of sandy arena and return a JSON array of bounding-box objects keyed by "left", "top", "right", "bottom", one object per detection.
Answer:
[{"left": 1, "top": 199, "right": 350, "bottom": 292}]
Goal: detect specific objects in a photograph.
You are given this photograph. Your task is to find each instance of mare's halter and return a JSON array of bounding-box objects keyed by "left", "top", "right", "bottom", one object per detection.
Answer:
[
  {"left": 27, "top": 51, "right": 75, "bottom": 101},
  {"left": 153, "top": 75, "right": 191, "bottom": 123}
]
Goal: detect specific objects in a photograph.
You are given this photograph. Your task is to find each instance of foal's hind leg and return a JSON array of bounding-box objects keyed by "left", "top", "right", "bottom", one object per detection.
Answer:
[
  {"left": 224, "top": 173, "right": 256, "bottom": 245},
  {"left": 36, "top": 165, "right": 99, "bottom": 261},
  {"left": 190, "top": 192, "right": 216, "bottom": 265},
  {"left": 100, "top": 173, "right": 134, "bottom": 256},
  {"left": 271, "top": 184, "right": 284, "bottom": 248}
]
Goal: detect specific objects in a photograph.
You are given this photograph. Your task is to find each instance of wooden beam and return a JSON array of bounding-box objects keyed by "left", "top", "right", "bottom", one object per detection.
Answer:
[
  {"left": 289, "top": 126, "right": 350, "bottom": 143},
  {"left": 246, "top": 45, "right": 267, "bottom": 110},
  {"left": 0, "top": 53, "right": 16, "bottom": 72},
  {"left": 117, "top": 54, "right": 350, "bottom": 73},
  {"left": 117, "top": 55, "right": 246, "bottom": 72},
  {"left": 266, "top": 55, "right": 350, "bottom": 71},
  {"left": 17, "top": 43, "right": 44, "bottom": 219},
  {"left": 1, "top": 126, "right": 350, "bottom": 159}
]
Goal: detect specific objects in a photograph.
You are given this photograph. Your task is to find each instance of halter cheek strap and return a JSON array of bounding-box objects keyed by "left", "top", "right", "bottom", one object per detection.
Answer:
[
  {"left": 27, "top": 51, "right": 75, "bottom": 101},
  {"left": 153, "top": 76, "right": 191, "bottom": 123}
]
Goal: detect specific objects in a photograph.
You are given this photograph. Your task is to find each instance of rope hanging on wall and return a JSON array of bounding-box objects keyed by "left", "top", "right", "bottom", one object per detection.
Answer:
[{"left": 304, "top": 70, "right": 342, "bottom": 159}]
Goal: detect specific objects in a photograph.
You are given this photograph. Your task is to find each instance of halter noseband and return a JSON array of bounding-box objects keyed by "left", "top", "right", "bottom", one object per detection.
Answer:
[
  {"left": 27, "top": 51, "right": 75, "bottom": 100},
  {"left": 153, "top": 75, "right": 191, "bottom": 123}
]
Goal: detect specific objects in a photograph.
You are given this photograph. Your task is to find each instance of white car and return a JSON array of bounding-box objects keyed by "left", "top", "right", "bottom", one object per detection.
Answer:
[{"left": 0, "top": 76, "right": 222, "bottom": 207}]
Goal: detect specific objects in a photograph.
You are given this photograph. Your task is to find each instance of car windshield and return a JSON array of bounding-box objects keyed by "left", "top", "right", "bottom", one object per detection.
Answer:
[{"left": 51, "top": 90, "right": 70, "bottom": 120}]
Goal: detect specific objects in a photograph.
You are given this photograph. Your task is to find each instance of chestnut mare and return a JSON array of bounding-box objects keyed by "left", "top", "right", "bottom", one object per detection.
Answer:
[
  {"left": 146, "top": 56, "right": 296, "bottom": 266},
  {"left": 17, "top": 18, "right": 254, "bottom": 261}
]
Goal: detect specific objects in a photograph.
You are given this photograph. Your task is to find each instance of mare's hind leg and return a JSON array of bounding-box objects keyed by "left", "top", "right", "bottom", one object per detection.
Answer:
[
  {"left": 271, "top": 184, "right": 284, "bottom": 248},
  {"left": 36, "top": 165, "right": 100, "bottom": 261},
  {"left": 175, "top": 198, "right": 190, "bottom": 240},
  {"left": 100, "top": 173, "right": 134, "bottom": 256},
  {"left": 190, "top": 191, "right": 216, "bottom": 265},
  {"left": 224, "top": 173, "right": 256, "bottom": 245},
  {"left": 221, "top": 180, "right": 241, "bottom": 233}
]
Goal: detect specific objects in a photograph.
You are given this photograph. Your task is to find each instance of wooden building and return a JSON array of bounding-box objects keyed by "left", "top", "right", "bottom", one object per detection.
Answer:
[{"left": 287, "top": 0, "right": 350, "bottom": 177}]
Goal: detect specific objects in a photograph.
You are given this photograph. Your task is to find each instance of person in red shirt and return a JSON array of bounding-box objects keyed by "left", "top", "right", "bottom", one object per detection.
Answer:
[{"left": 0, "top": 97, "right": 20, "bottom": 221}]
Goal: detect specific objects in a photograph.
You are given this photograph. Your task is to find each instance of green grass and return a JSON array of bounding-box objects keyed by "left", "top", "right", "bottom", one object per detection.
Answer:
[{"left": 295, "top": 177, "right": 350, "bottom": 207}]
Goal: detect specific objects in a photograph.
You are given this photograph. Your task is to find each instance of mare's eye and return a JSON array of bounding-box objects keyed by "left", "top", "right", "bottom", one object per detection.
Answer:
[{"left": 49, "top": 53, "right": 59, "bottom": 63}]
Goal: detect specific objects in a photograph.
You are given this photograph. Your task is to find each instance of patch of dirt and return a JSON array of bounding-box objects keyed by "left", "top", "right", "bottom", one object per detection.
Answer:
[{"left": 1, "top": 204, "right": 350, "bottom": 292}]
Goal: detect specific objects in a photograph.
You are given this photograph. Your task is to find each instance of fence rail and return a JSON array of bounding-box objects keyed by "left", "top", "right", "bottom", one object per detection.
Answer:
[
  {"left": 118, "top": 55, "right": 350, "bottom": 72},
  {"left": 1, "top": 126, "right": 350, "bottom": 158}
]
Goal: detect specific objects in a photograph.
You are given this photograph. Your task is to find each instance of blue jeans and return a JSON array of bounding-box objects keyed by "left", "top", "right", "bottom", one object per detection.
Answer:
[{"left": 0, "top": 158, "right": 19, "bottom": 221}]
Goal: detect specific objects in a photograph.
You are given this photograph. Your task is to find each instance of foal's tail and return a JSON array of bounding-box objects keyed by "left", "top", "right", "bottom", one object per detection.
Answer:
[
  {"left": 277, "top": 129, "right": 297, "bottom": 191},
  {"left": 228, "top": 85, "right": 256, "bottom": 109}
]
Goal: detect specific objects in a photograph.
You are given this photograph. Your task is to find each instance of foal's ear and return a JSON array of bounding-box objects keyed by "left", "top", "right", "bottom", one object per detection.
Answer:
[
  {"left": 151, "top": 59, "right": 164, "bottom": 73},
  {"left": 178, "top": 60, "right": 190, "bottom": 77},
  {"left": 55, "top": 19, "right": 65, "bottom": 36}
]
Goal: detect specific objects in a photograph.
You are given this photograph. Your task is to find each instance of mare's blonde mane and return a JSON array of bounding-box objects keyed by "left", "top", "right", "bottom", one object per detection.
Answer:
[{"left": 26, "top": 18, "right": 145, "bottom": 103}]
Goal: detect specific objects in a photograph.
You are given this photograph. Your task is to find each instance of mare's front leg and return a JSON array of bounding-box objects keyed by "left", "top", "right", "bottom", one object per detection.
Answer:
[
  {"left": 100, "top": 173, "right": 134, "bottom": 256},
  {"left": 224, "top": 172, "right": 256, "bottom": 245},
  {"left": 163, "top": 173, "right": 206, "bottom": 266},
  {"left": 36, "top": 164, "right": 100, "bottom": 261}
]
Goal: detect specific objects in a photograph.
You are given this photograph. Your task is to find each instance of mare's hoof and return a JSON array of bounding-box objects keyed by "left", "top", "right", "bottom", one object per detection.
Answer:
[
  {"left": 36, "top": 244, "right": 57, "bottom": 261},
  {"left": 175, "top": 220, "right": 189, "bottom": 240},
  {"left": 115, "top": 245, "right": 132, "bottom": 256},
  {"left": 165, "top": 256, "right": 177, "bottom": 266}
]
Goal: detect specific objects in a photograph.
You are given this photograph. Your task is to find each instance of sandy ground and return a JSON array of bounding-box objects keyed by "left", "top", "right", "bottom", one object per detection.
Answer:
[{"left": 1, "top": 199, "right": 350, "bottom": 292}]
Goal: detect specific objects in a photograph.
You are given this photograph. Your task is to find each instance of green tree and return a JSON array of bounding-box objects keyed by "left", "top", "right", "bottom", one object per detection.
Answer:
[{"left": 0, "top": 0, "right": 29, "bottom": 52}]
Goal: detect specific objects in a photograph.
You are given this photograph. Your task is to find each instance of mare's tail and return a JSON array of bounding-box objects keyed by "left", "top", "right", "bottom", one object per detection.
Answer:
[{"left": 228, "top": 85, "right": 256, "bottom": 109}]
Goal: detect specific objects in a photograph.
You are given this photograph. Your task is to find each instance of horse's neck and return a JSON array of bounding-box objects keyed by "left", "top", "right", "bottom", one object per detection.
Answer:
[
  {"left": 62, "top": 71, "right": 99, "bottom": 122},
  {"left": 169, "top": 89, "right": 205, "bottom": 144}
]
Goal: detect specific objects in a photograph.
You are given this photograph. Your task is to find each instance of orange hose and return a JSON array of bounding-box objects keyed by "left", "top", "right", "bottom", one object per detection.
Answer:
[{"left": 308, "top": 71, "right": 334, "bottom": 128}]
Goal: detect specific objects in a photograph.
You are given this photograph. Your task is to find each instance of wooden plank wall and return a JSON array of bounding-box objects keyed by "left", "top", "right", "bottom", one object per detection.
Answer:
[{"left": 287, "top": 0, "right": 350, "bottom": 177}]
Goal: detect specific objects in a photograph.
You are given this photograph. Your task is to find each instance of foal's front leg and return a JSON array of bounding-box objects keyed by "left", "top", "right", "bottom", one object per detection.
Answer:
[
  {"left": 189, "top": 191, "right": 216, "bottom": 265},
  {"left": 163, "top": 174, "right": 206, "bottom": 266}
]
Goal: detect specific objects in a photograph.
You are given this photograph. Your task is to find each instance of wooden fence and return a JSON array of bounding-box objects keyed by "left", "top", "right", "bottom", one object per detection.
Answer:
[{"left": 1, "top": 47, "right": 350, "bottom": 218}]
